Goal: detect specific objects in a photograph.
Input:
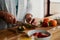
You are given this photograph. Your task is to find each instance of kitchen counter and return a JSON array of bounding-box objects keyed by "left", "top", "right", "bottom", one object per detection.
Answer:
[
  {"left": 0, "top": 26, "right": 60, "bottom": 40},
  {"left": 0, "top": 18, "right": 60, "bottom": 40}
]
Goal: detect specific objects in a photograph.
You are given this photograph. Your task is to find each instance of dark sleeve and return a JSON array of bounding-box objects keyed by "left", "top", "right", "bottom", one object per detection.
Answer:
[
  {"left": 0, "top": 18, "right": 14, "bottom": 30},
  {"left": 0, "top": 0, "right": 7, "bottom": 11},
  {"left": 0, "top": 18, "right": 7, "bottom": 30}
]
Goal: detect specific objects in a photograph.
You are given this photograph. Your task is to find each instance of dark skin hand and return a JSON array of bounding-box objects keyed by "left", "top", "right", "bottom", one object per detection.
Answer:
[
  {"left": 25, "top": 13, "right": 37, "bottom": 26},
  {"left": 0, "top": 11, "right": 17, "bottom": 24}
]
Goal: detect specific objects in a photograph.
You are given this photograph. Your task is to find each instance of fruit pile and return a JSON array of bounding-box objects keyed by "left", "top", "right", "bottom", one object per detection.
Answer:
[
  {"left": 40, "top": 17, "right": 57, "bottom": 27},
  {"left": 32, "top": 32, "right": 49, "bottom": 38}
]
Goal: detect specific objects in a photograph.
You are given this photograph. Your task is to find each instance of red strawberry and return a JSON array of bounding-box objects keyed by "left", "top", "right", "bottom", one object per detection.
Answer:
[{"left": 36, "top": 32, "right": 42, "bottom": 38}]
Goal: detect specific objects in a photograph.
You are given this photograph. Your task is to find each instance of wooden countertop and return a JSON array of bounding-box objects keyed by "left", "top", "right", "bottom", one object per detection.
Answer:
[
  {"left": 0, "top": 26, "right": 60, "bottom": 40},
  {"left": 0, "top": 18, "right": 60, "bottom": 40}
]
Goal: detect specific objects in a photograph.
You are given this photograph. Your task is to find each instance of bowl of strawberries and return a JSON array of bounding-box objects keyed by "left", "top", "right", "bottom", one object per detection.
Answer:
[{"left": 27, "top": 30, "right": 51, "bottom": 40}]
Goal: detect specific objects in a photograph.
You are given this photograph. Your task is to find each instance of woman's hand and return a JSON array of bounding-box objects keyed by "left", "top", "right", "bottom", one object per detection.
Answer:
[
  {"left": 25, "top": 13, "right": 37, "bottom": 26},
  {"left": 0, "top": 11, "right": 17, "bottom": 24},
  {"left": 4, "top": 12, "right": 17, "bottom": 24}
]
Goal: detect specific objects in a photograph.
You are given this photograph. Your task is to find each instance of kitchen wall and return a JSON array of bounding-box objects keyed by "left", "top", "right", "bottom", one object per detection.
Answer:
[
  {"left": 50, "top": 2, "right": 60, "bottom": 14},
  {"left": 44, "top": 0, "right": 47, "bottom": 16},
  {"left": 29, "top": 0, "right": 44, "bottom": 18}
]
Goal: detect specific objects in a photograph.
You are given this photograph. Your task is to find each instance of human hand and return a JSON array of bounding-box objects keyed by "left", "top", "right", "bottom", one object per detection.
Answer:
[
  {"left": 4, "top": 12, "right": 17, "bottom": 24},
  {"left": 0, "top": 11, "right": 17, "bottom": 24},
  {"left": 25, "top": 13, "right": 37, "bottom": 26}
]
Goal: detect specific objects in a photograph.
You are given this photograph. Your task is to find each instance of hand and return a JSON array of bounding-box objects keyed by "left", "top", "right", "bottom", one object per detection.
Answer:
[
  {"left": 4, "top": 12, "right": 17, "bottom": 24},
  {"left": 25, "top": 13, "right": 37, "bottom": 26},
  {"left": 0, "top": 11, "right": 17, "bottom": 24}
]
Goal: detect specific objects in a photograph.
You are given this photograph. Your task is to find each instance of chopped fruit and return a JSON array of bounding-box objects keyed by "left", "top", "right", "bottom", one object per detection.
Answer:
[
  {"left": 32, "top": 32, "right": 49, "bottom": 38},
  {"left": 41, "top": 33, "right": 49, "bottom": 37},
  {"left": 37, "top": 32, "right": 43, "bottom": 38},
  {"left": 49, "top": 20, "right": 57, "bottom": 27}
]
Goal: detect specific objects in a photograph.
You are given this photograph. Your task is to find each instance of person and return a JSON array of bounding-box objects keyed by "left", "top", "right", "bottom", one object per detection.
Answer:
[
  {"left": 0, "top": 0, "right": 44, "bottom": 28},
  {"left": 0, "top": 11, "right": 37, "bottom": 30}
]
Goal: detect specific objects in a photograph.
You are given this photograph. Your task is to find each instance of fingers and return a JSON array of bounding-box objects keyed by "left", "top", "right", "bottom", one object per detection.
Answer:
[
  {"left": 31, "top": 18, "right": 37, "bottom": 26},
  {"left": 28, "top": 18, "right": 33, "bottom": 24},
  {"left": 31, "top": 19, "right": 35, "bottom": 24},
  {"left": 4, "top": 12, "right": 17, "bottom": 24},
  {"left": 28, "top": 18, "right": 37, "bottom": 26},
  {"left": 11, "top": 16, "right": 17, "bottom": 24},
  {"left": 32, "top": 21, "right": 37, "bottom": 26},
  {"left": 0, "top": 11, "right": 16, "bottom": 24}
]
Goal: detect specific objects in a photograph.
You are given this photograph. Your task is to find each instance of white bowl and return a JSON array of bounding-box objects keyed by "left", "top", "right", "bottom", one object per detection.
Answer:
[{"left": 27, "top": 30, "right": 51, "bottom": 40}]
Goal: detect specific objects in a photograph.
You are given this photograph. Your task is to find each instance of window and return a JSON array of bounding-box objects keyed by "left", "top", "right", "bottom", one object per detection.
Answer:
[{"left": 50, "top": 0, "right": 60, "bottom": 14}]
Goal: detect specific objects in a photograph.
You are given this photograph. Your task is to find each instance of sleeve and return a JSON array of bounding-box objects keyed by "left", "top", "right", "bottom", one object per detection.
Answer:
[{"left": 0, "top": 19, "right": 7, "bottom": 30}]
